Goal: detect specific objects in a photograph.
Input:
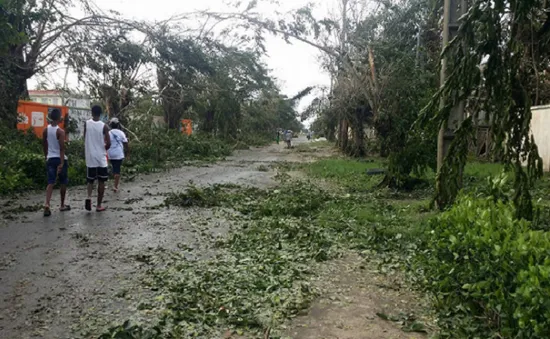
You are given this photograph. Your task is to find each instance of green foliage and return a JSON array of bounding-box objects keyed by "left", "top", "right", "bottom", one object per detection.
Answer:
[
  {"left": 360, "top": 0, "right": 438, "bottom": 184},
  {"left": 420, "top": 196, "right": 550, "bottom": 337},
  {"left": 164, "top": 184, "right": 263, "bottom": 209},
  {"left": 420, "top": 0, "right": 547, "bottom": 218},
  {"left": 0, "top": 127, "right": 44, "bottom": 194}
]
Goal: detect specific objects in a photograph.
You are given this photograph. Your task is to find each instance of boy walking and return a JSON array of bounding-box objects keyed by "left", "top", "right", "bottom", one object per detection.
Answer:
[
  {"left": 42, "top": 108, "right": 70, "bottom": 217},
  {"left": 108, "top": 118, "right": 129, "bottom": 192},
  {"left": 84, "top": 105, "right": 111, "bottom": 212}
]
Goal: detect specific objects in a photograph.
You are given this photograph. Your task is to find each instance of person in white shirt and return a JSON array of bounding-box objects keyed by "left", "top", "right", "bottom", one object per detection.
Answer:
[
  {"left": 84, "top": 105, "right": 111, "bottom": 212},
  {"left": 285, "top": 130, "right": 293, "bottom": 148},
  {"left": 42, "top": 108, "right": 69, "bottom": 216},
  {"left": 107, "top": 118, "right": 129, "bottom": 193}
]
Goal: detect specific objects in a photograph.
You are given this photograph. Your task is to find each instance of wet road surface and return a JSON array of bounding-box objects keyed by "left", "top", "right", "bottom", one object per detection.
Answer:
[{"left": 0, "top": 139, "right": 310, "bottom": 339}]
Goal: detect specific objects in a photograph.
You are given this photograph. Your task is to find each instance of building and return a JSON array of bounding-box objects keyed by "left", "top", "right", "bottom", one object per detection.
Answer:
[
  {"left": 530, "top": 105, "right": 550, "bottom": 171},
  {"left": 28, "top": 90, "right": 92, "bottom": 139},
  {"left": 29, "top": 90, "right": 90, "bottom": 108}
]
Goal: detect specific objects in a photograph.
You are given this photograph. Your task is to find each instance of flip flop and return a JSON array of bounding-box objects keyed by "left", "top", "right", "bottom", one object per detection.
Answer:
[
  {"left": 85, "top": 199, "right": 92, "bottom": 211},
  {"left": 96, "top": 206, "right": 107, "bottom": 212},
  {"left": 60, "top": 205, "right": 71, "bottom": 212},
  {"left": 43, "top": 207, "right": 51, "bottom": 217}
]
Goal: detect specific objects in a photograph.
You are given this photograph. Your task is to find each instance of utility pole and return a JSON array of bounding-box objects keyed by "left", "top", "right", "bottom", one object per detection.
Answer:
[
  {"left": 437, "top": 0, "right": 468, "bottom": 179},
  {"left": 337, "top": 0, "right": 349, "bottom": 150}
]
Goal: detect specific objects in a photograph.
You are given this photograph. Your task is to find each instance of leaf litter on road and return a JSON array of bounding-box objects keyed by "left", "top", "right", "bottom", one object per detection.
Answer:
[{"left": 99, "top": 176, "right": 432, "bottom": 338}]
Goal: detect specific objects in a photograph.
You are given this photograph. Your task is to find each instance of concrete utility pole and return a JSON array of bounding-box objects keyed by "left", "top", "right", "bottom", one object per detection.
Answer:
[
  {"left": 437, "top": 0, "right": 469, "bottom": 174},
  {"left": 337, "top": 0, "right": 349, "bottom": 149}
]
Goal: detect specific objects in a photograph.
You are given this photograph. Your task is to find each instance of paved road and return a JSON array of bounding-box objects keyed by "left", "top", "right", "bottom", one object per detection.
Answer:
[{"left": 0, "top": 138, "right": 310, "bottom": 339}]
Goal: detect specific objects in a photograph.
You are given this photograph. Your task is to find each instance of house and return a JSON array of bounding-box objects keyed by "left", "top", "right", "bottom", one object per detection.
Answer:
[
  {"left": 29, "top": 90, "right": 90, "bottom": 108},
  {"left": 28, "top": 90, "right": 93, "bottom": 139}
]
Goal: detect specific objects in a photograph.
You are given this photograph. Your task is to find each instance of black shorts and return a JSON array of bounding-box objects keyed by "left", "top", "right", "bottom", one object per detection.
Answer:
[
  {"left": 110, "top": 159, "right": 123, "bottom": 175},
  {"left": 87, "top": 167, "right": 108, "bottom": 183}
]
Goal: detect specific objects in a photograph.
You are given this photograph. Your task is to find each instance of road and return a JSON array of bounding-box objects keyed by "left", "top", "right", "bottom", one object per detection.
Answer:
[{"left": 0, "top": 138, "right": 310, "bottom": 339}]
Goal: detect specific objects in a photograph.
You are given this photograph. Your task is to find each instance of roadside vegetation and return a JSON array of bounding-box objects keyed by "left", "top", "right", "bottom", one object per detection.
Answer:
[{"left": 0, "top": 126, "right": 232, "bottom": 195}]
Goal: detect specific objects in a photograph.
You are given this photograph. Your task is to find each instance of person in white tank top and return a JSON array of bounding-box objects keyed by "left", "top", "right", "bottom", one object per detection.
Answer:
[
  {"left": 84, "top": 106, "right": 111, "bottom": 212},
  {"left": 42, "top": 108, "right": 69, "bottom": 216}
]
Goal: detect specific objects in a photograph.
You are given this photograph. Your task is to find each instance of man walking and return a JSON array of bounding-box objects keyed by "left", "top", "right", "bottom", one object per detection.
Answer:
[
  {"left": 42, "top": 108, "right": 70, "bottom": 216},
  {"left": 285, "top": 130, "right": 293, "bottom": 149},
  {"left": 84, "top": 105, "right": 111, "bottom": 212}
]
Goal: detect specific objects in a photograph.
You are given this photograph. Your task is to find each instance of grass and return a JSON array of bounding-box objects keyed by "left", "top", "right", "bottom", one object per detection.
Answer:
[
  {"left": 302, "top": 158, "right": 387, "bottom": 192},
  {"left": 294, "top": 140, "right": 334, "bottom": 152}
]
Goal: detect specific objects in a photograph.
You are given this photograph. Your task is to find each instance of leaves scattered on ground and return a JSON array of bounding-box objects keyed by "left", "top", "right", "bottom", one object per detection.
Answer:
[{"left": 99, "top": 174, "right": 434, "bottom": 338}]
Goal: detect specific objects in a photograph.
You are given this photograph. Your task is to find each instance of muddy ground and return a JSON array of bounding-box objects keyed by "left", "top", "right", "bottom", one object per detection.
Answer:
[{"left": 0, "top": 137, "right": 429, "bottom": 339}]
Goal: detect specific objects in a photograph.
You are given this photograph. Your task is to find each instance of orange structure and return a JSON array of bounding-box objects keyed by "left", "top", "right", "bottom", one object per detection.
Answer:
[
  {"left": 181, "top": 119, "right": 193, "bottom": 136},
  {"left": 17, "top": 101, "right": 69, "bottom": 140}
]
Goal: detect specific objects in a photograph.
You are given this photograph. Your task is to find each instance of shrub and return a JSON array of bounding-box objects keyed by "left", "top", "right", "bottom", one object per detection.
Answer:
[{"left": 421, "top": 196, "right": 550, "bottom": 338}]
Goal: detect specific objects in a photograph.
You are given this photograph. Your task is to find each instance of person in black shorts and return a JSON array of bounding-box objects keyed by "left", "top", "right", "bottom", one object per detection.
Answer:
[
  {"left": 107, "top": 118, "right": 129, "bottom": 192},
  {"left": 84, "top": 106, "right": 111, "bottom": 212}
]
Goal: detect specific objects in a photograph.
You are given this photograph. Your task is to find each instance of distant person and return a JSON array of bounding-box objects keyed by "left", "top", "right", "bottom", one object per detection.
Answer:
[
  {"left": 84, "top": 106, "right": 111, "bottom": 212},
  {"left": 276, "top": 130, "right": 280, "bottom": 144},
  {"left": 108, "top": 118, "right": 129, "bottom": 193},
  {"left": 307, "top": 131, "right": 312, "bottom": 141},
  {"left": 285, "top": 130, "right": 293, "bottom": 148},
  {"left": 42, "top": 108, "right": 70, "bottom": 217}
]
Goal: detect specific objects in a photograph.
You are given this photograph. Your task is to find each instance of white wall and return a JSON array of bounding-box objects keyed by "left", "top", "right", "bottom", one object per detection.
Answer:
[{"left": 531, "top": 105, "right": 550, "bottom": 171}]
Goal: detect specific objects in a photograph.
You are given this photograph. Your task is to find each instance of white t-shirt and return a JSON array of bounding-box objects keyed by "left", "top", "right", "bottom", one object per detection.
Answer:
[
  {"left": 85, "top": 119, "right": 108, "bottom": 168},
  {"left": 108, "top": 129, "right": 128, "bottom": 160}
]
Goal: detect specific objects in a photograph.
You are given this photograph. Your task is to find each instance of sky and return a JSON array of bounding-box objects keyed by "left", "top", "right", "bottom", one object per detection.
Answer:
[{"left": 31, "top": 0, "right": 336, "bottom": 121}]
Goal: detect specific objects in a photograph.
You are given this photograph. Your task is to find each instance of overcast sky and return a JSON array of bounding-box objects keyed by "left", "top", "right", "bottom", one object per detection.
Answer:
[{"left": 31, "top": 0, "right": 336, "bottom": 118}]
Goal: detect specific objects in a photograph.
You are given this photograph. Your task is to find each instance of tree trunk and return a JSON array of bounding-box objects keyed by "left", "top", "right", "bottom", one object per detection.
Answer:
[
  {"left": 0, "top": 63, "right": 29, "bottom": 129},
  {"left": 351, "top": 107, "right": 366, "bottom": 156},
  {"left": 339, "top": 119, "right": 349, "bottom": 152}
]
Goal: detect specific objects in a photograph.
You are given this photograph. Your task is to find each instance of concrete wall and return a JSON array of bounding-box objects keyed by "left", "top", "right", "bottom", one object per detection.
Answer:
[{"left": 531, "top": 105, "right": 550, "bottom": 171}]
